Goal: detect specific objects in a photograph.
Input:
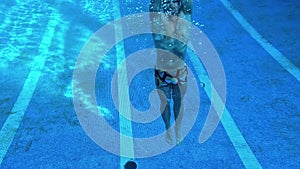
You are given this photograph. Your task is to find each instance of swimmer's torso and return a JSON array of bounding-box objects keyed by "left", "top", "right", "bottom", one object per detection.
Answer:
[{"left": 150, "top": 0, "right": 193, "bottom": 71}]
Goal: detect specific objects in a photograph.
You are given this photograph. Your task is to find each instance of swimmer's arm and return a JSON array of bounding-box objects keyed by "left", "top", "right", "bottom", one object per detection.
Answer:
[
  {"left": 149, "top": 0, "right": 161, "bottom": 12},
  {"left": 149, "top": 0, "right": 165, "bottom": 41},
  {"left": 181, "top": 0, "right": 193, "bottom": 16},
  {"left": 177, "top": 0, "right": 193, "bottom": 42}
]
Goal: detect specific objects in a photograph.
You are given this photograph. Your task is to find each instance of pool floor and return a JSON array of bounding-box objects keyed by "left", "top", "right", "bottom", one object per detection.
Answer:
[{"left": 0, "top": 0, "right": 299, "bottom": 168}]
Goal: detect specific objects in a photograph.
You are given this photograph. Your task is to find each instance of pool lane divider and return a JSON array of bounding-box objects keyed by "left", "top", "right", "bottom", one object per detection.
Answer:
[
  {"left": 219, "top": 0, "right": 300, "bottom": 82},
  {"left": 188, "top": 49, "right": 263, "bottom": 169},
  {"left": 0, "top": 8, "right": 59, "bottom": 165},
  {"left": 112, "top": 0, "right": 135, "bottom": 168}
]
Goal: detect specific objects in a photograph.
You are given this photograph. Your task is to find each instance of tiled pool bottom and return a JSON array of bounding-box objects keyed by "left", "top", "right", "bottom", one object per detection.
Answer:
[{"left": 0, "top": 0, "right": 299, "bottom": 168}]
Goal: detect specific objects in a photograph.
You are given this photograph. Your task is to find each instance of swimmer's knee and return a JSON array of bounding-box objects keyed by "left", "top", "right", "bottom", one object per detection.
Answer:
[
  {"left": 172, "top": 91, "right": 182, "bottom": 101},
  {"left": 164, "top": 98, "right": 171, "bottom": 105},
  {"left": 160, "top": 98, "right": 171, "bottom": 108}
]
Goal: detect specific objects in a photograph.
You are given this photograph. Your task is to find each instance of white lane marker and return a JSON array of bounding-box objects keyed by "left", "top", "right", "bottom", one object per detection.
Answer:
[
  {"left": 188, "top": 49, "right": 263, "bottom": 169},
  {"left": 112, "top": 0, "right": 135, "bottom": 168},
  {"left": 0, "top": 8, "right": 59, "bottom": 165},
  {"left": 219, "top": 0, "right": 300, "bottom": 82}
]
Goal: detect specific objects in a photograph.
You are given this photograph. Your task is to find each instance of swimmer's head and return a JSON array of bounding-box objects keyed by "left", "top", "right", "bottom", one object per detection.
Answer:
[{"left": 162, "top": 0, "right": 181, "bottom": 15}]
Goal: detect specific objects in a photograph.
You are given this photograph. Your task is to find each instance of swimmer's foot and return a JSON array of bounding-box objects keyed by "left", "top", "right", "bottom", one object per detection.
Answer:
[
  {"left": 166, "top": 129, "right": 173, "bottom": 145},
  {"left": 175, "top": 127, "right": 183, "bottom": 145}
]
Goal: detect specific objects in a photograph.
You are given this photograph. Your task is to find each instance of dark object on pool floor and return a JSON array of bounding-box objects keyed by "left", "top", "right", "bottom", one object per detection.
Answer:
[
  {"left": 124, "top": 161, "right": 137, "bottom": 169},
  {"left": 200, "top": 82, "right": 205, "bottom": 88}
]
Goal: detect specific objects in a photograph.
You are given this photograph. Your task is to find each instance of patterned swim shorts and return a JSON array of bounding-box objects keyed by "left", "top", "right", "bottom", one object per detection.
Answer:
[{"left": 154, "top": 66, "right": 188, "bottom": 87}]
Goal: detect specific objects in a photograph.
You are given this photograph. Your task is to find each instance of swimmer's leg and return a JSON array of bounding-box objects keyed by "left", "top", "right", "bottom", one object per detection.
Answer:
[
  {"left": 172, "top": 83, "right": 187, "bottom": 144},
  {"left": 157, "top": 85, "right": 173, "bottom": 144}
]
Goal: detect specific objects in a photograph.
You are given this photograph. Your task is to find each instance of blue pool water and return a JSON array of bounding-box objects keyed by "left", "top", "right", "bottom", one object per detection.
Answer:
[{"left": 0, "top": 0, "right": 299, "bottom": 168}]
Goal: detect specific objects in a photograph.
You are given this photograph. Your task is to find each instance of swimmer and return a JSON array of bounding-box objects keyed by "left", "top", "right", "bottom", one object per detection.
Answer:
[{"left": 149, "top": 0, "right": 193, "bottom": 144}]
